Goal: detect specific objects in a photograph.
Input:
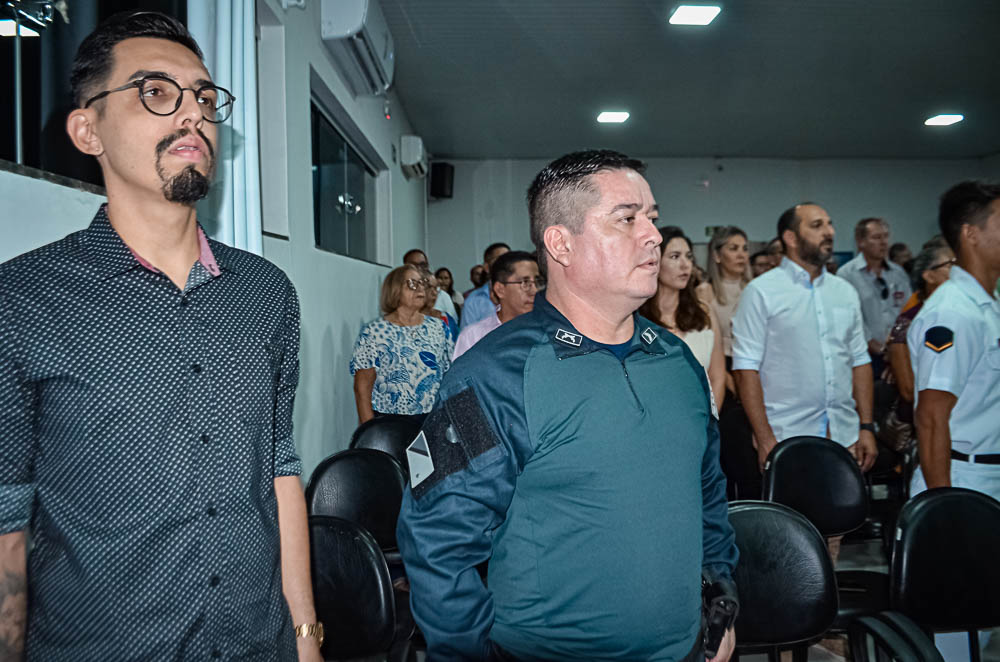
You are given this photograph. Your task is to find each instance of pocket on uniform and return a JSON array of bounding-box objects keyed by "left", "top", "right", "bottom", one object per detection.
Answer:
[{"left": 986, "top": 345, "right": 1000, "bottom": 370}]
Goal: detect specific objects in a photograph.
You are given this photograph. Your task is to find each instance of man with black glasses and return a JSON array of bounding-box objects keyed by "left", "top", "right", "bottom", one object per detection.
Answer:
[
  {"left": 0, "top": 12, "right": 322, "bottom": 661},
  {"left": 839, "top": 217, "right": 912, "bottom": 374},
  {"left": 452, "top": 250, "right": 542, "bottom": 359}
]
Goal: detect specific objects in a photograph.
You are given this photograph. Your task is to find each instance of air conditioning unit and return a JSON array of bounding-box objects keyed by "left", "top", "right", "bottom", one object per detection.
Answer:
[
  {"left": 321, "top": 0, "right": 395, "bottom": 96},
  {"left": 400, "top": 135, "right": 428, "bottom": 180}
]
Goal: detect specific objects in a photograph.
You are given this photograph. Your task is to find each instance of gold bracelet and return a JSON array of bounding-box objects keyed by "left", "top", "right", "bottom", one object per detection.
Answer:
[{"left": 294, "top": 622, "right": 324, "bottom": 647}]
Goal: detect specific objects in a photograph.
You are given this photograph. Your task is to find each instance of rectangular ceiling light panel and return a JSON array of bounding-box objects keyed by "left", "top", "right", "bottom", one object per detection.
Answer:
[
  {"left": 924, "top": 114, "right": 964, "bottom": 126},
  {"left": 669, "top": 5, "right": 722, "bottom": 26},
  {"left": 597, "top": 111, "right": 630, "bottom": 123},
  {"left": 0, "top": 21, "right": 41, "bottom": 37}
]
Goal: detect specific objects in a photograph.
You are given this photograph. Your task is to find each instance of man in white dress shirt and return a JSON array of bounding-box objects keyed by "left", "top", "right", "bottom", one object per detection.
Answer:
[{"left": 732, "top": 202, "right": 878, "bottom": 475}]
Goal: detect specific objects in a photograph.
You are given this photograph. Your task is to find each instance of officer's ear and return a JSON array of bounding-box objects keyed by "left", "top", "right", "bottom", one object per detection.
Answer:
[{"left": 544, "top": 225, "right": 572, "bottom": 269}]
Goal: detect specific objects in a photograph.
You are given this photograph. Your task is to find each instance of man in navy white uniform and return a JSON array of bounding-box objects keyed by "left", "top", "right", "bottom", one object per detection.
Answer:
[{"left": 909, "top": 181, "right": 1000, "bottom": 499}]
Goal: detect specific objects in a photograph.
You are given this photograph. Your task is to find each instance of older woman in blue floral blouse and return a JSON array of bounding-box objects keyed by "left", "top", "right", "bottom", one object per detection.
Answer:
[{"left": 351, "top": 264, "right": 454, "bottom": 424}]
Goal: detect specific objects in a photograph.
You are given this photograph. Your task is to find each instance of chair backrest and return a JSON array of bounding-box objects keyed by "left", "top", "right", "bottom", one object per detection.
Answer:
[
  {"left": 762, "top": 435, "right": 869, "bottom": 536},
  {"left": 890, "top": 487, "right": 1000, "bottom": 631},
  {"left": 730, "top": 500, "right": 839, "bottom": 647},
  {"left": 305, "top": 448, "right": 407, "bottom": 551},
  {"left": 350, "top": 417, "right": 423, "bottom": 473},
  {"left": 309, "top": 515, "right": 395, "bottom": 658}
]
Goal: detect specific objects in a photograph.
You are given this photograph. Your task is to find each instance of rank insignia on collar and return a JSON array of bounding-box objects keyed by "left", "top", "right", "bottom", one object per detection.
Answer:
[
  {"left": 924, "top": 326, "right": 954, "bottom": 353},
  {"left": 641, "top": 328, "right": 658, "bottom": 345},
  {"left": 555, "top": 328, "right": 583, "bottom": 346}
]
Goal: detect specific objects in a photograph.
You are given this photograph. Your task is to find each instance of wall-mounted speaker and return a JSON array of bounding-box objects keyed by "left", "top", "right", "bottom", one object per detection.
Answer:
[{"left": 429, "top": 162, "right": 454, "bottom": 199}]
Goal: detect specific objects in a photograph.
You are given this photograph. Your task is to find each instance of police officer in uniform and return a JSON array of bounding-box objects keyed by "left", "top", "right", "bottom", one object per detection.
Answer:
[
  {"left": 909, "top": 180, "right": 1000, "bottom": 499},
  {"left": 396, "top": 151, "right": 738, "bottom": 661}
]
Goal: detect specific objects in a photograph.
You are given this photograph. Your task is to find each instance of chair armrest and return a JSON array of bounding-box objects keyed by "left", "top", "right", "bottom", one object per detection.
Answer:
[{"left": 873, "top": 611, "right": 944, "bottom": 662}]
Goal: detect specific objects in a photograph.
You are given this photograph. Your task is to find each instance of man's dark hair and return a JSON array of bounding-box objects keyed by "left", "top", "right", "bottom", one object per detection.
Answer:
[
  {"left": 889, "top": 242, "right": 909, "bottom": 262},
  {"left": 490, "top": 251, "right": 537, "bottom": 285},
  {"left": 776, "top": 202, "right": 818, "bottom": 251},
  {"left": 938, "top": 180, "right": 1000, "bottom": 253},
  {"left": 70, "top": 11, "right": 204, "bottom": 109},
  {"left": 750, "top": 250, "right": 769, "bottom": 265},
  {"left": 854, "top": 217, "right": 888, "bottom": 244},
  {"left": 403, "top": 248, "right": 428, "bottom": 266},
  {"left": 526, "top": 150, "right": 646, "bottom": 255},
  {"left": 483, "top": 242, "right": 510, "bottom": 264}
]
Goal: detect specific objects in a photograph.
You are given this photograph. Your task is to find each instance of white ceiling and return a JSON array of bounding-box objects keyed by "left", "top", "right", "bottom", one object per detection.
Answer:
[{"left": 381, "top": 0, "right": 1000, "bottom": 160}]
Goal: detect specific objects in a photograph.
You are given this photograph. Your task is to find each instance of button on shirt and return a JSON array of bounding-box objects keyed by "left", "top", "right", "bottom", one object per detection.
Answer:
[
  {"left": 908, "top": 265, "right": 1000, "bottom": 459},
  {"left": 732, "top": 258, "right": 871, "bottom": 446},
  {"left": 838, "top": 254, "right": 912, "bottom": 345},
  {"left": 0, "top": 206, "right": 302, "bottom": 660}
]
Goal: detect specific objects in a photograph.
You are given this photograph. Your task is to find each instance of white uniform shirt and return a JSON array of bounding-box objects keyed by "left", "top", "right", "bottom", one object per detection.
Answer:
[
  {"left": 838, "top": 254, "right": 912, "bottom": 344},
  {"left": 908, "top": 265, "right": 1000, "bottom": 459},
  {"left": 732, "top": 257, "right": 871, "bottom": 447},
  {"left": 435, "top": 289, "right": 458, "bottom": 320}
]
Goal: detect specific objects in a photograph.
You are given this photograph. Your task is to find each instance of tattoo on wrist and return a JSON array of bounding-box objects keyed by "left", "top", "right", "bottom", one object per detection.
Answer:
[{"left": 0, "top": 569, "right": 27, "bottom": 659}]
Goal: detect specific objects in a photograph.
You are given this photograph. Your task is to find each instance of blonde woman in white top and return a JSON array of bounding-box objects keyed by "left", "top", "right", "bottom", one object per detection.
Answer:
[{"left": 642, "top": 226, "right": 726, "bottom": 409}]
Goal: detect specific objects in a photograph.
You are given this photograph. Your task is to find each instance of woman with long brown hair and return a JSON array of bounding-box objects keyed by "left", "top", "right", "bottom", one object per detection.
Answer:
[{"left": 641, "top": 226, "right": 726, "bottom": 408}]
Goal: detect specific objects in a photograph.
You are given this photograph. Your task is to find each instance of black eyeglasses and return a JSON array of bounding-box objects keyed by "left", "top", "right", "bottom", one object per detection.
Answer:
[
  {"left": 501, "top": 277, "right": 546, "bottom": 292},
  {"left": 84, "top": 75, "right": 236, "bottom": 123},
  {"left": 874, "top": 276, "right": 889, "bottom": 300},
  {"left": 928, "top": 257, "right": 956, "bottom": 271}
]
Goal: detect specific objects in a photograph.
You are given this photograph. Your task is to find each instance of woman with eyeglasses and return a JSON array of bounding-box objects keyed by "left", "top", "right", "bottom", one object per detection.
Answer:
[
  {"left": 641, "top": 227, "right": 726, "bottom": 409},
  {"left": 350, "top": 265, "right": 454, "bottom": 424},
  {"left": 880, "top": 238, "right": 955, "bottom": 448}
]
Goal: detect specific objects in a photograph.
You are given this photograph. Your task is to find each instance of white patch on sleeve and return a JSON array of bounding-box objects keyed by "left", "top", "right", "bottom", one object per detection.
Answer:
[{"left": 406, "top": 430, "right": 435, "bottom": 488}]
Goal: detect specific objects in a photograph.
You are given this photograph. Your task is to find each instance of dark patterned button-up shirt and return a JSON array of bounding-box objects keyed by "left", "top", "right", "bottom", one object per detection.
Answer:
[{"left": 0, "top": 206, "right": 302, "bottom": 661}]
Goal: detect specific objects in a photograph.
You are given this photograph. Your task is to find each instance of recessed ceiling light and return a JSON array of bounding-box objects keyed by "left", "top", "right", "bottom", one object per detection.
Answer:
[
  {"left": 597, "top": 111, "right": 629, "bottom": 124},
  {"left": 924, "top": 114, "right": 964, "bottom": 126},
  {"left": 669, "top": 5, "right": 722, "bottom": 26},
  {"left": 0, "top": 21, "right": 41, "bottom": 37}
]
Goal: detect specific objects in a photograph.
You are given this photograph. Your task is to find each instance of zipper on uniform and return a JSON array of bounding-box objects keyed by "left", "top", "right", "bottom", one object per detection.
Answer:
[{"left": 621, "top": 360, "right": 644, "bottom": 413}]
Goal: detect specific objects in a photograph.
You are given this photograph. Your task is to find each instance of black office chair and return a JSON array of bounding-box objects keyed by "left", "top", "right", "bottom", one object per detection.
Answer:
[
  {"left": 350, "top": 416, "right": 423, "bottom": 474},
  {"left": 848, "top": 611, "right": 945, "bottom": 662},
  {"left": 729, "top": 501, "right": 838, "bottom": 662},
  {"left": 762, "top": 436, "right": 890, "bottom": 629},
  {"left": 305, "top": 448, "right": 407, "bottom": 563},
  {"left": 890, "top": 487, "right": 1000, "bottom": 662},
  {"left": 309, "top": 516, "right": 414, "bottom": 661}
]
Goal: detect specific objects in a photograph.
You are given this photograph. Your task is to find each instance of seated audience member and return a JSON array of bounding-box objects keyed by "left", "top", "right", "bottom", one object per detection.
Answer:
[
  {"left": 765, "top": 236, "right": 784, "bottom": 268},
  {"left": 350, "top": 265, "right": 453, "bottom": 424},
  {"left": 420, "top": 268, "right": 458, "bottom": 341},
  {"left": 838, "top": 218, "right": 912, "bottom": 376},
  {"left": 750, "top": 250, "right": 773, "bottom": 278},
  {"left": 435, "top": 266, "right": 464, "bottom": 314},
  {"left": 881, "top": 238, "right": 954, "bottom": 447},
  {"left": 641, "top": 227, "right": 726, "bottom": 408},
  {"left": 403, "top": 248, "right": 458, "bottom": 320},
  {"left": 460, "top": 242, "right": 511, "bottom": 331},
  {"left": 464, "top": 264, "right": 487, "bottom": 298},
  {"left": 889, "top": 242, "right": 913, "bottom": 273},
  {"left": 453, "top": 251, "right": 541, "bottom": 359}
]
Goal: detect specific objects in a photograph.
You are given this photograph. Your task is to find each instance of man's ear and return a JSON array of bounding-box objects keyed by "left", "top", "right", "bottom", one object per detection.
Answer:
[
  {"left": 543, "top": 225, "right": 572, "bottom": 269},
  {"left": 781, "top": 228, "right": 797, "bottom": 255},
  {"left": 66, "top": 108, "right": 105, "bottom": 157}
]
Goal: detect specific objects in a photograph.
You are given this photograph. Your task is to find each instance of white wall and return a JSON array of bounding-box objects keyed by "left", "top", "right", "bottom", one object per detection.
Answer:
[
  {"left": 256, "top": 0, "right": 427, "bottom": 476},
  {"left": 428, "top": 157, "right": 997, "bottom": 291},
  {"left": 0, "top": 169, "right": 105, "bottom": 263}
]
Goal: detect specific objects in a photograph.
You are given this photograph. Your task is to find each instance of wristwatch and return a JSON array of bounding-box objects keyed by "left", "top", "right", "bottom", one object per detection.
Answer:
[
  {"left": 294, "top": 622, "right": 324, "bottom": 647},
  {"left": 859, "top": 422, "right": 876, "bottom": 434}
]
